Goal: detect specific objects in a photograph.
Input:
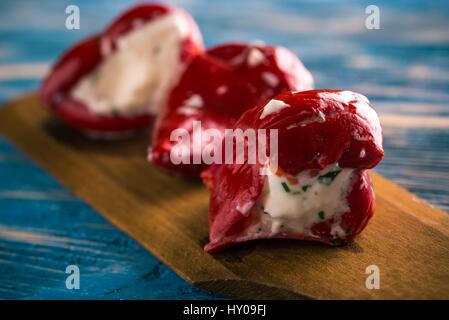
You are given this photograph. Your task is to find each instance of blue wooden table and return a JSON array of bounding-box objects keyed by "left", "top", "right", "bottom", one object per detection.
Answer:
[{"left": 1, "top": 0, "right": 448, "bottom": 299}]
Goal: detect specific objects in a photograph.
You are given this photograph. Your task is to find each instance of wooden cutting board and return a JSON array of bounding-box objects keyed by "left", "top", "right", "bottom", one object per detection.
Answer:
[{"left": 1, "top": 94, "right": 448, "bottom": 299}]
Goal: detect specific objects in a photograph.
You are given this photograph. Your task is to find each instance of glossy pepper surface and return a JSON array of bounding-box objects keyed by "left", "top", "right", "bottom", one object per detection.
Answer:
[
  {"left": 150, "top": 42, "right": 313, "bottom": 176},
  {"left": 201, "top": 90, "right": 384, "bottom": 252}
]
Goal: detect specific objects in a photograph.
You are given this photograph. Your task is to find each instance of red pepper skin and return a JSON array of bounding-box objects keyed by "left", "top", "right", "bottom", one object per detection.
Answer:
[
  {"left": 201, "top": 90, "right": 384, "bottom": 253},
  {"left": 150, "top": 43, "right": 314, "bottom": 177},
  {"left": 40, "top": 4, "right": 203, "bottom": 136}
]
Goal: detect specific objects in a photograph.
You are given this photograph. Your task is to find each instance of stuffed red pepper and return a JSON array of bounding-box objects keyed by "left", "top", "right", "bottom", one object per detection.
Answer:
[
  {"left": 41, "top": 3, "right": 203, "bottom": 138},
  {"left": 201, "top": 90, "right": 384, "bottom": 252}
]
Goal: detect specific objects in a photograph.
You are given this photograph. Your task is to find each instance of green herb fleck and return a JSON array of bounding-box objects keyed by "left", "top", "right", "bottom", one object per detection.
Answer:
[
  {"left": 318, "top": 169, "right": 342, "bottom": 185},
  {"left": 318, "top": 211, "right": 325, "bottom": 220},
  {"left": 292, "top": 191, "right": 301, "bottom": 195},
  {"left": 302, "top": 185, "right": 310, "bottom": 192},
  {"left": 281, "top": 182, "right": 291, "bottom": 192}
]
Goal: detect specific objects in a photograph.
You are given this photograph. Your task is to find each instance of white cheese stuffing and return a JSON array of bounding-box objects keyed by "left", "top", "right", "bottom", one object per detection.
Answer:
[
  {"left": 360, "top": 148, "right": 366, "bottom": 158},
  {"left": 182, "top": 94, "right": 204, "bottom": 108},
  {"left": 71, "top": 12, "right": 188, "bottom": 116},
  {"left": 176, "top": 94, "right": 203, "bottom": 115},
  {"left": 261, "top": 71, "right": 280, "bottom": 87},
  {"left": 176, "top": 107, "right": 198, "bottom": 116},
  {"left": 330, "top": 224, "right": 347, "bottom": 238},
  {"left": 246, "top": 47, "right": 266, "bottom": 67},
  {"left": 236, "top": 201, "right": 254, "bottom": 216},
  {"left": 285, "top": 110, "right": 326, "bottom": 130},
  {"left": 257, "top": 163, "right": 355, "bottom": 236},
  {"left": 260, "top": 99, "right": 290, "bottom": 119}
]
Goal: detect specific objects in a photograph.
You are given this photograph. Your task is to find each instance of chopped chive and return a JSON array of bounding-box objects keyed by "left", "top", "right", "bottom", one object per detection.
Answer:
[
  {"left": 318, "top": 169, "right": 342, "bottom": 185},
  {"left": 318, "top": 211, "right": 325, "bottom": 220},
  {"left": 302, "top": 185, "right": 310, "bottom": 192},
  {"left": 292, "top": 191, "right": 301, "bottom": 195},
  {"left": 281, "top": 182, "right": 291, "bottom": 192}
]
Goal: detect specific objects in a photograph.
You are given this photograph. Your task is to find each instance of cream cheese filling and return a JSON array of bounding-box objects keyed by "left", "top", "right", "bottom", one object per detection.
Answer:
[
  {"left": 71, "top": 12, "right": 188, "bottom": 116},
  {"left": 255, "top": 163, "right": 355, "bottom": 236}
]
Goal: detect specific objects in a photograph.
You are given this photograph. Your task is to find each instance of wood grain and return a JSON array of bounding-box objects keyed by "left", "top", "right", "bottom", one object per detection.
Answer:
[{"left": 1, "top": 94, "right": 448, "bottom": 299}]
